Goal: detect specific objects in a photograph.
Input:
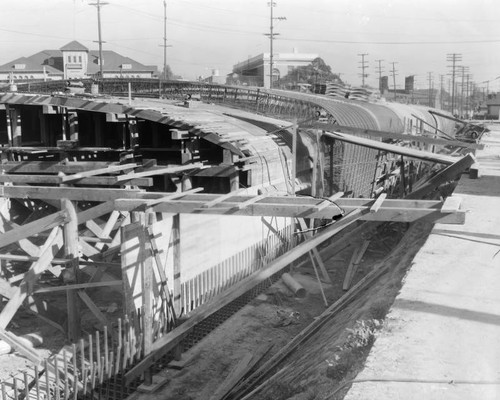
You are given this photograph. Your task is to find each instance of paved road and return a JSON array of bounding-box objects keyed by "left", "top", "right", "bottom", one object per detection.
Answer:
[{"left": 344, "top": 125, "right": 500, "bottom": 399}]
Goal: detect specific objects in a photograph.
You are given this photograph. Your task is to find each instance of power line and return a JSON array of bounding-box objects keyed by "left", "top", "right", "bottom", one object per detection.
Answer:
[{"left": 357, "top": 53, "right": 368, "bottom": 87}]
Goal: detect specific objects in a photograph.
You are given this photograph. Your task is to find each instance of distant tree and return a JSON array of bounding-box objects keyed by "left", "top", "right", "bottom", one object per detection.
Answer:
[{"left": 279, "top": 57, "right": 342, "bottom": 88}]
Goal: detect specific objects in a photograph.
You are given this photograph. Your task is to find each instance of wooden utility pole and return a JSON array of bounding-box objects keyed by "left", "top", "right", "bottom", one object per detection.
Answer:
[
  {"left": 375, "top": 59, "right": 384, "bottom": 92},
  {"left": 427, "top": 72, "right": 433, "bottom": 107},
  {"left": 265, "top": 2, "right": 286, "bottom": 89},
  {"left": 391, "top": 62, "right": 398, "bottom": 100},
  {"left": 358, "top": 53, "right": 369, "bottom": 87},
  {"left": 89, "top": 0, "right": 108, "bottom": 79},
  {"left": 447, "top": 53, "right": 462, "bottom": 114}
]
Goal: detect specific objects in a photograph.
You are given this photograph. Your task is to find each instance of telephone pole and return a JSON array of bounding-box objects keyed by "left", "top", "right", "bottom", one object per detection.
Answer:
[
  {"left": 375, "top": 59, "right": 384, "bottom": 91},
  {"left": 390, "top": 62, "right": 398, "bottom": 100},
  {"left": 447, "top": 53, "right": 462, "bottom": 114},
  {"left": 439, "top": 74, "right": 444, "bottom": 109},
  {"left": 358, "top": 53, "right": 369, "bottom": 87},
  {"left": 159, "top": 0, "right": 172, "bottom": 80},
  {"left": 89, "top": 0, "right": 108, "bottom": 79},
  {"left": 265, "top": 2, "right": 286, "bottom": 89},
  {"left": 427, "top": 72, "right": 433, "bottom": 107}
]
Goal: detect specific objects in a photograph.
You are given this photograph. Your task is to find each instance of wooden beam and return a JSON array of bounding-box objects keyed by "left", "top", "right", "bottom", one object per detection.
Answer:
[
  {"left": 441, "top": 196, "right": 462, "bottom": 213},
  {"left": 370, "top": 193, "right": 387, "bottom": 213},
  {"left": 61, "top": 199, "right": 81, "bottom": 340},
  {"left": 0, "top": 174, "right": 152, "bottom": 187},
  {"left": 76, "top": 202, "right": 115, "bottom": 224},
  {"left": 0, "top": 161, "right": 120, "bottom": 174},
  {"left": 343, "top": 240, "right": 371, "bottom": 290},
  {"left": 406, "top": 153, "right": 476, "bottom": 199},
  {"left": 0, "top": 329, "right": 42, "bottom": 366},
  {"left": 200, "top": 189, "right": 245, "bottom": 209},
  {"left": 33, "top": 280, "right": 122, "bottom": 293},
  {"left": 61, "top": 163, "right": 137, "bottom": 183},
  {"left": 0, "top": 227, "right": 62, "bottom": 329},
  {"left": 305, "top": 123, "right": 484, "bottom": 150},
  {"left": 114, "top": 163, "right": 205, "bottom": 182},
  {"left": 0, "top": 211, "right": 68, "bottom": 250},
  {"left": 2, "top": 186, "right": 142, "bottom": 202},
  {"left": 322, "top": 130, "right": 457, "bottom": 165},
  {"left": 124, "top": 208, "right": 367, "bottom": 383},
  {"left": 236, "top": 194, "right": 267, "bottom": 210},
  {"left": 77, "top": 290, "right": 112, "bottom": 329}
]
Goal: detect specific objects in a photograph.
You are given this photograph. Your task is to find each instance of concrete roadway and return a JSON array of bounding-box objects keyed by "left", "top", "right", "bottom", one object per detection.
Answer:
[{"left": 344, "top": 125, "right": 500, "bottom": 399}]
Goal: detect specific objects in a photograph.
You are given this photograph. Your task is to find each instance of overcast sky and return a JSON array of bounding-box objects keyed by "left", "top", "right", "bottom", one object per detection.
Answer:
[{"left": 1, "top": 0, "right": 500, "bottom": 91}]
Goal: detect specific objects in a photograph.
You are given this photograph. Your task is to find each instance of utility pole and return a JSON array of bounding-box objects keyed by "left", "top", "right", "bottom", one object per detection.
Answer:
[
  {"left": 265, "top": 2, "right": 286, "bottom": 89},
  {"left": 375, "top": 59, "right": 384, "bottom": 92},
  {"left": 459, "top": 65, "right": 469, "bottom": 118},
  {"left": 465, "top": 73, "right": 472, "bottom": 117},
  {"left": 358, "top": 53, "right": 369, "bottom": 87},
  {"left": 390, "top": 62, "right": 398, "bottom": 100},
  {"left": 159, "top": 0, "right": 173, "bottom": 80},
  {"left": 439, "top": 74, "right": 444, "bottom": 109},
  {"left": 446, "top": 53, "right": 462, "bottom": 114},
  {"left": 427, "top": 72, "right": 433, "bottom": 107},
  {"left": 89, "top": 0, "right": 108, "bottom": 80}
]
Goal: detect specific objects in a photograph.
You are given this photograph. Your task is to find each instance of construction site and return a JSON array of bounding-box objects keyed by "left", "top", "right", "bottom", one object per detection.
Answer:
[{"left": 0, "top": 77, "right": 496, "bottom": 400}]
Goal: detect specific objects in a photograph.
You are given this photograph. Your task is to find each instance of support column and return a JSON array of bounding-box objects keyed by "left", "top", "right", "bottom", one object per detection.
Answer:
[
  {"left": 61, "top": 198, "right": 81, "bottom": 341},
  {"left": 6, "top": 106, "right": 21, "bottom": 147},
  {"left": 68, "top": 112, "right": 79, "bottom": 141},
  {"left": 172, "top": 214, "right": 181, "bottom": 316}
]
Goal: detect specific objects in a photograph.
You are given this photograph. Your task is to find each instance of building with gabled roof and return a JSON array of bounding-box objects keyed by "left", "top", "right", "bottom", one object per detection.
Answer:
[{"left": 0, "top": 41, "right": 157, "bottom": 82}]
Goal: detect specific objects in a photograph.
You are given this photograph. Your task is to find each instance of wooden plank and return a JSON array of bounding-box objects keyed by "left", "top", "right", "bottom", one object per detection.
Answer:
[
  {"left": 114, "top": 164, "right": 205, "bottom": 182},
  {"left": 236, "top": 194, "right": 267, "bottom": 210},
  {"left": 124, "top": 208, "right": 367, "bottom": 383},
  {"left": 209, "top": 353, "right": 254, "bottom": 400},
  {"left": 311, "top": 192, "right": 345, "bottom": 213},
  {"left": 406, "top": 153, "right": 476, "bottom": 199},
  {"left": 172, "top": 215, "right": 181, "bottom": 316},
  {"left": 0, "top": 161, "right": 120, "bottom": 174},
  {"left": 441, "top": 196, "right": 462, "bottom": 213},
  {"left": 0, "top": 174, "right": 152, "bottom": 186},
  {"left": 322, "top": 130, "right": 457, "bottom": 165},
  {"left": 200, "top": 189, "right": 245, "bottom": 209},
  {"left": 342, "top": 240, "right": 371, "bottom": 290},
  {"left": 370, "top": 193, "right": 387, "bottom": 213},
  {"left": 138, "top": 188, "right": 204, "bottom": 211},
  {"left": 33, "top": 280, "right": 122, "bottom": 293},
  {"left": 2, "top": 186, "right": 142, "bottom": 202},
  {"left": 306, "top": 123, "right": 484, "bottom": 150},
  {"left": 0, "top": 227, "right": 62, "bottom": 329},
  {"left": 60, "top": 164, "right": 137, "bottom": 183},
  {"left": 297, "top": 218, "right": 331, "bottom": 283},
  {"left": 77, "top": 291, "right": 111, "bottom": 329},
  {"left": 76, "top": 202, "right": 115, "bottom": 224},
  {"left": 62, "top": 199, "right": 81, "bottom": 341},
  {"left": 0, "top": 329, "right": 43, "bottom": 365},
  {"left": 0, "top": 211, "right": 68, "bottom": 250}
]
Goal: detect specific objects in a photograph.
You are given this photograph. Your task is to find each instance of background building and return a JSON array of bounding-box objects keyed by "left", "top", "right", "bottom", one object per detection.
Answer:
[
  {"left": 231, "top": 50, "right": 318, "bottom": 88},
  {"left": 0, "top": 41, "right": 157, "bottom": 82}
]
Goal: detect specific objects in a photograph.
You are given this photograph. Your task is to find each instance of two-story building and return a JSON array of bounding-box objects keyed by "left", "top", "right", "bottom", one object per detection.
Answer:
[{"left": 0, "top": 41, "right": 157, "bottom": 82}]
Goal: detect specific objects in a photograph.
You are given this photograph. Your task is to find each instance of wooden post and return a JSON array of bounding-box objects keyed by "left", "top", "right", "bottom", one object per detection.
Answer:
[
  {"left": 68, "top": 112, "right": 78, "bottom": 141},
  {"left": 62, "top": 199, "right": 81, "bottom": 341},
  {"left": 6, "top": 106, "right": 22, "bottom": 147},
  {"left": 172, "top": 214, "right": 181, "bottom": 316}
]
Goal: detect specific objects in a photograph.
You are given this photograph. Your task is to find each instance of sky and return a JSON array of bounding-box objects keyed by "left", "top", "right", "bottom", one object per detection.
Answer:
[{"left": 1, "top": 0, "right": 500, "bottom": 91}]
